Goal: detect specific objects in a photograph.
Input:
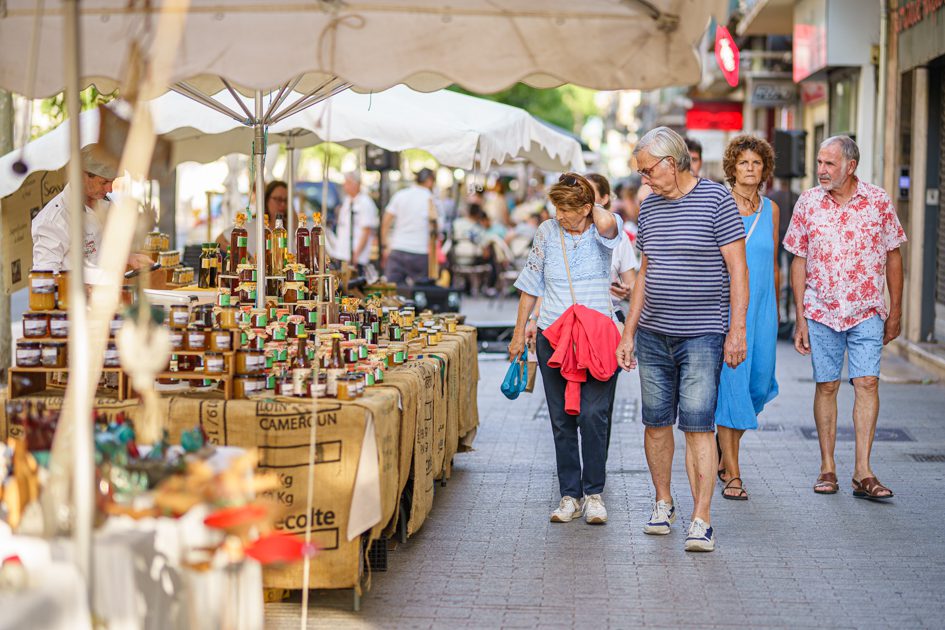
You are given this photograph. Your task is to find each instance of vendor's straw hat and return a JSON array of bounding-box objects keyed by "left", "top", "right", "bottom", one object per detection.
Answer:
[{"left": 80, "top": 144, "right": 119, "bottom": 180}]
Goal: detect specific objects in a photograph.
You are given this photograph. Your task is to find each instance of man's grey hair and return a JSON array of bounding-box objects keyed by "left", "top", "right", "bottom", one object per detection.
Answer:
[
  {"left": 343, "top": 170, "right": 362, "bottom": 184},
  {"left": 821, "top": 135, "right": 859, "bottom": 167},
  {"left": 633, "top": 126, "right": 691, "bottom": 172}
]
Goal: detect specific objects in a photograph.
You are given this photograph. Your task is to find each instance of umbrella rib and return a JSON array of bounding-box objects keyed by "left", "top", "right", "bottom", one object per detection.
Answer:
[
  {"left": 170, "top": 82, "right": 250, "bottom": 124},
  {"left": 269, "top": 78, "right": 350, "bottom": 124},
  {"left": 221, "top": 77, "right": 255, "bottom": 121},
  {"left": 262, "top": 76, "right": 302, "bottom": 123}
]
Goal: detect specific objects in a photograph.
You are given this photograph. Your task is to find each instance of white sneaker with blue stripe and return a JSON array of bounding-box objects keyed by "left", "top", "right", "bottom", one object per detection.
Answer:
[
  {"left": 685, "top": 518, "right": 715, "bottom": 552},
  {"left": 643, "top": 499, "right": 676, "bottom": 535}
]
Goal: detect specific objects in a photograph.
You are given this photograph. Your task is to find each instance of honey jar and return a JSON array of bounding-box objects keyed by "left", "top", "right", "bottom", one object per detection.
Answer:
[
  {"left": 218, "top": 305, "right": 239, "bottom": 329},
  {"left": 169, "top": 330, "right": 185, "bottom": 351},
  {"left": 28, "top": 269, "right": 57, "bottom": 311},
  {"left": 159, "top": 250, "right": 181, "bottom": 267},
  {"left": 41, "top": 341, "right": 67, "bottom": 368},
  {"left": 209, "top": 330, "right": 232, "bottom": 352},
  {"left": 109, "top": 315, "right": 123, "bottom": 338},
  {"left": 56, "top": 270, "right": 69, "bottom": 310},
  {"left": 15, "top": 342, "right": 42, "bottom": 367},
  {"left": 186, "top": 327, "right": 208, "bottom": 351},
  {"left": 234, "top": 374, "right": 264, "bottom": 398},
  {"left": 204, "top": 352, "right": 225, "bottom": 375},
  {"left": 235, "top": 349, "right": 265, "bottom": 374},
  {"left": 22, "top": 312, "right": 49, "bottom": 338},
  {"left": 169, "top": 305, "right": 190, "bottom": 329}
]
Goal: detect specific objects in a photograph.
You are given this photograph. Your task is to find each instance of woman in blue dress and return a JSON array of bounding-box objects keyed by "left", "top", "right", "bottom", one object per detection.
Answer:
[{"left": 715, "top": 135, "right": 780, "bottom": 500}]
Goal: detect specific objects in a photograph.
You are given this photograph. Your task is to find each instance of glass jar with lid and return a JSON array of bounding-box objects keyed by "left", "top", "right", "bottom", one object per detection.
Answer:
[
  {"left": 29, "top": 269, "right": 57, "bottom": 311},
  {"left": 169, "top": 329, "right": 185, "bottom": 351},
  {"left": 209, "top": 330, "right": 232, "bottom": 352},
  {"left": 56, "top": 270, "right": 70, "bottom": 310},
  {"left": 49, "top": 313, "right": 69, "bottom": 338},
  {"left": 22, "top": 312, "right": 50, "bottom": 338},
  {"left": 204, "top": 352, "right": 225, "bottom": 375},
  {"left": 186, "top": 327, "right": 208, "bottom": 351},
  {"left": 236, "top": 348, "right": 265, "bottom": 374},
  {"left": 169, "top": 305, "right": 190, "bottom": 329},
  {"left": 103, "top": 343, "right": 121, "bottom": 368},
  {"left": 234, "top": 374, "right": 264, "bottom": 398},
  {"left": 41, "top": 341, "right": 67, "bottom": 368},
  {"left": 15, "top": 342, "right": 42, "bottom": 367}
]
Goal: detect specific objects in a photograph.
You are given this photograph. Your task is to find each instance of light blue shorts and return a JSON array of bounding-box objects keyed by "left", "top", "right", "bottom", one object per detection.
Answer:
[{"left": 807, "top": 316, "right": 883, "bottom": 383}]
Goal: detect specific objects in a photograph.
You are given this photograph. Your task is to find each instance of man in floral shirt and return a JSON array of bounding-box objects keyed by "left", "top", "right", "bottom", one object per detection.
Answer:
[{"left": 784, "top": 136, "right": 905, "bottom": 501}]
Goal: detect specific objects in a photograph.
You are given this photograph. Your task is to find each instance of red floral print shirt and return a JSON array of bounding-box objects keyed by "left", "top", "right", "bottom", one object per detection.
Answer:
[{"left": 783, "top": 178, "right": 906, "bottom": 332}]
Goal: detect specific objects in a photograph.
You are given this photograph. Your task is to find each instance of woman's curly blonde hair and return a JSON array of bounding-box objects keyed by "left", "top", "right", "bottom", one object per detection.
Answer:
[{"left": 722, "top": 135, "right": 775, "bottom": 188}]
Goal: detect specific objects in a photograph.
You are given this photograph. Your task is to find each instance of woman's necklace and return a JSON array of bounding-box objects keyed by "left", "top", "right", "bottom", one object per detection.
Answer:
[{"left": 733, "top": 188, "right": 760, "bottom": 215}]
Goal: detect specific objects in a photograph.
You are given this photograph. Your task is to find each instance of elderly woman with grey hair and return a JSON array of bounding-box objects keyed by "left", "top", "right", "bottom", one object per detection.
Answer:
[{"left": 616, "top": 126, "right": 749, "bottom": 552}]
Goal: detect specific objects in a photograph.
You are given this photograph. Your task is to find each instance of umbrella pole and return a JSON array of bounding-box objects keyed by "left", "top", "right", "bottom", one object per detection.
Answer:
[
  {"left": 62, "top": 0, "right": 94, "bottom": 600},
  {"left": 254, "top": 91, "right": 266, "bottom": 309},
  {"left": 286, "top": 140, "right": 296, "bottom": 254}
]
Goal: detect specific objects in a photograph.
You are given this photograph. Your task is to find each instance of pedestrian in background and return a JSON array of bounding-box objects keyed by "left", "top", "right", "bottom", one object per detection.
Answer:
[
  {"left": 616, "top": 126, "right": 749, "bottom": 552},
  {"left": 684, "top": 136, "right": 703, "bottom": 178},
  {"left": 585, "top": 173, "right": 639, "bottom": 324},
  {"left": 715, "top": 135, "right": 781, "bottom": 501},
  {"left": 784, "top": 135, "right": 905, "bottom": 500},
  {"left": 509, "top": 173, "right": 622, "bottom": 525},
  {"left": 334, "top": 171, "right": 379, "bottom": 271},
  {"left": 381, "top": 167, "right": 436, "bottom": 284}
]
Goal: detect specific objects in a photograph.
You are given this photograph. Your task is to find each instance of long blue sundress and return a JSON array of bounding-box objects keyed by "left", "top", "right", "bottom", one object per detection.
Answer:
[{"left": 715, "top": 196, "right": 779, "bottom": 430}]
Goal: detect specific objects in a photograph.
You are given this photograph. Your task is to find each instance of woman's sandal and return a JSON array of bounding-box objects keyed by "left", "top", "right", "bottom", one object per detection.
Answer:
[
  {"left": 813, "top": 472, "right": 839, "bottom": 494},
  {"left": 852, "top": 477, "right": 894, "bottom": 500},
  {"left": 722, "top": 477, "right": 748, "bottom": 501}
]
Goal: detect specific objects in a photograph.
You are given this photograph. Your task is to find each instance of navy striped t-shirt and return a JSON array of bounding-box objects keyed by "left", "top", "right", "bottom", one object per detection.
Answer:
[{"left": 637, "top": 178, "right": 745, "bottom": 336}]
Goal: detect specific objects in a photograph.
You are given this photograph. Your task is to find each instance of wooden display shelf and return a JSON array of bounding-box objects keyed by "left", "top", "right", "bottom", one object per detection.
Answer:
[{"left": 7, "top": 366, "right": 130, "bottom": 400}]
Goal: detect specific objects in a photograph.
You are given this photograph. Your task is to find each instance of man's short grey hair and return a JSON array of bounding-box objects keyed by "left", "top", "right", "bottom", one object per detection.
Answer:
[
  {"left": 821, "top": 135, "right": 859, "bottom": 166},
  {"left": 343, "top": 170, "right": 362, "bottom": 184},
  {"left": 633, "top": 126, "right": 691, "bottom": 172}
]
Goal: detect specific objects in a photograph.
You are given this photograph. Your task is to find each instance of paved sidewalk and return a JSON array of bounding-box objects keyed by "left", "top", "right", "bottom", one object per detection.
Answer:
[{"left": 270, "top": 342, "right": 945, "bottom": 629}]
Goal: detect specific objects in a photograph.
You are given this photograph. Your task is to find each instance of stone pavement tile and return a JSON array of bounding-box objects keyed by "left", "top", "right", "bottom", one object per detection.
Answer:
[{"left": 271, "top": 344, "right": 945, "bottom": 629}]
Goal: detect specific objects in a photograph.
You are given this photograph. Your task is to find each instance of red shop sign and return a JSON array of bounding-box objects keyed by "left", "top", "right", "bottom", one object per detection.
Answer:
[
  {"left": 715, "top": 25, "right": 740, "bottom": 87},
  {"left": 686, "top": 101, "right": 743, "bottom": 131}
]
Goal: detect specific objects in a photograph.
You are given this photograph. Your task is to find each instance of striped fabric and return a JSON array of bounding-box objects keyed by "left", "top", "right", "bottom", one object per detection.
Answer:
[
  {"left": 515, "top": 216, "right": 623, "bottom": 330},
  {"left": 637, "top": 178, "right": 745, "bottom": 336}
]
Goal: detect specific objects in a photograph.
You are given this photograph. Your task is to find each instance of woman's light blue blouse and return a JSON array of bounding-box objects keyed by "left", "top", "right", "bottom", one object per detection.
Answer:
[{"left": 514, "top": 216, "right": 623, "bottom": 329}]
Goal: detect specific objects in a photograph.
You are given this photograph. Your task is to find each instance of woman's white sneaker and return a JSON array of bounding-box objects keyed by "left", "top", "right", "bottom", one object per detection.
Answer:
[
  {"left": 643, "top": 499, "right": 676, "bottom": 535},
  {"left": 550, "top": 496, "right": 583, "bottom": 523},
  {"left": 583, "top": 494, "right": 607, "bottom": 524}
]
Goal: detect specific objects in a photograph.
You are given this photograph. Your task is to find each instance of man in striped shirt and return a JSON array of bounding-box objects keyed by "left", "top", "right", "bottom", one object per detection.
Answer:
[{"left": 616, "top": 127, "right": 749, "bottom": 552}]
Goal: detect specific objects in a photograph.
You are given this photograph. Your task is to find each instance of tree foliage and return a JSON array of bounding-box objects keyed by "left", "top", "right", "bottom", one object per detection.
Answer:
[
  {"left": 33, "top": 86, "right": 118, "bottom": 139},
  {"left": 450, "top": 83, "right": 598, "bottom": 133}
]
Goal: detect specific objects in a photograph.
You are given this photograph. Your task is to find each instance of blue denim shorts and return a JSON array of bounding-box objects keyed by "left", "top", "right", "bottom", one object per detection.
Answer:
[
  {"left": 635, "top": 328, "right": 725, "bottom": 433},
  {"left": 807, "top": 316, "right": 883, "bottom": 383}
]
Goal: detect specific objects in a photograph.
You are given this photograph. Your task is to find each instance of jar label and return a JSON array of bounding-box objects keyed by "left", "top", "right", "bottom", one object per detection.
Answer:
[
  {"left": 206, "top": 358, "right": 224, "bottom": 372},
  {"left": 172, "top": 310, "right": 189, "bottom": 325},
  {"left": 202, "top": 258, "right": 211, "bottom": 268},
  {"left": 110, "top": 321, "right": 123, "bottom": 335},
  {"left": 31, "top": 278, "right": 56, "bottom": 293},
  {"left": 245, "top": 379, "right": 262, "bottom": 393},
  {"left": 188, "top": 332, "right": 205, "bottom": 347},
  {"left": 24, "top": 319, "right": 47, "bottom": 335},
  {"left": 51, "top": 319, "right": 69, "bottom": 336},
  {"left": 17, "top": 348, "right": 41, "bottom": 362},
  {"left": 213, "top": 333, "right": 231, "bottom": 349}
]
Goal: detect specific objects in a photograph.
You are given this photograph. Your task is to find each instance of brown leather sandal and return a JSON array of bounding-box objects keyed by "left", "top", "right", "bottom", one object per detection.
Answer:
[
  {"left": 813, "top": 472, "right": 839, "bottom": 494},
  {"left": 852, "top": 477, "right": 894, "bottom": 500},
  {"left": 722, "top": 477, "right": 748, "bottom": 501}
]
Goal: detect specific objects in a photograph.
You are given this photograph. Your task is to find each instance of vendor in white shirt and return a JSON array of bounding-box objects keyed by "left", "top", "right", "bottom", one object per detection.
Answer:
[
  {"left": 31, "top": 144, "right": 152, "bottom": 282},
  {"left": 333, "top": 171, "right": 379, "bottom": 269},
  {"left": 381, "top": 167, "right": 437, "bottom": 284}
]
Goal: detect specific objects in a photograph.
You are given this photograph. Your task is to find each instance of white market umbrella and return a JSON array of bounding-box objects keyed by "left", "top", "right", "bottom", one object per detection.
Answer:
[
  {"left": 0, "top": 0, "right": 729, "bottom": 99},
  {"left": 1, "top": 86, "right": 584, "bottom": 200}
]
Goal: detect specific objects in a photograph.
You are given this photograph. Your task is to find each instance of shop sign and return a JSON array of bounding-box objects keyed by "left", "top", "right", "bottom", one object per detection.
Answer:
[
  {"left": 800, "top": 81, "right": 827, "bottom": 105},
  {"left": 750, "top": 82, "right": 797, "bottom": 107},
  {"left": 895, "top": 0, "right": 945, "bottom": 34},
  {"left": 686, "top": 101, "right": 743, "bottom": 131},
  {"left": 714, "top": 25, "right": 740, "bottom": 87}
]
